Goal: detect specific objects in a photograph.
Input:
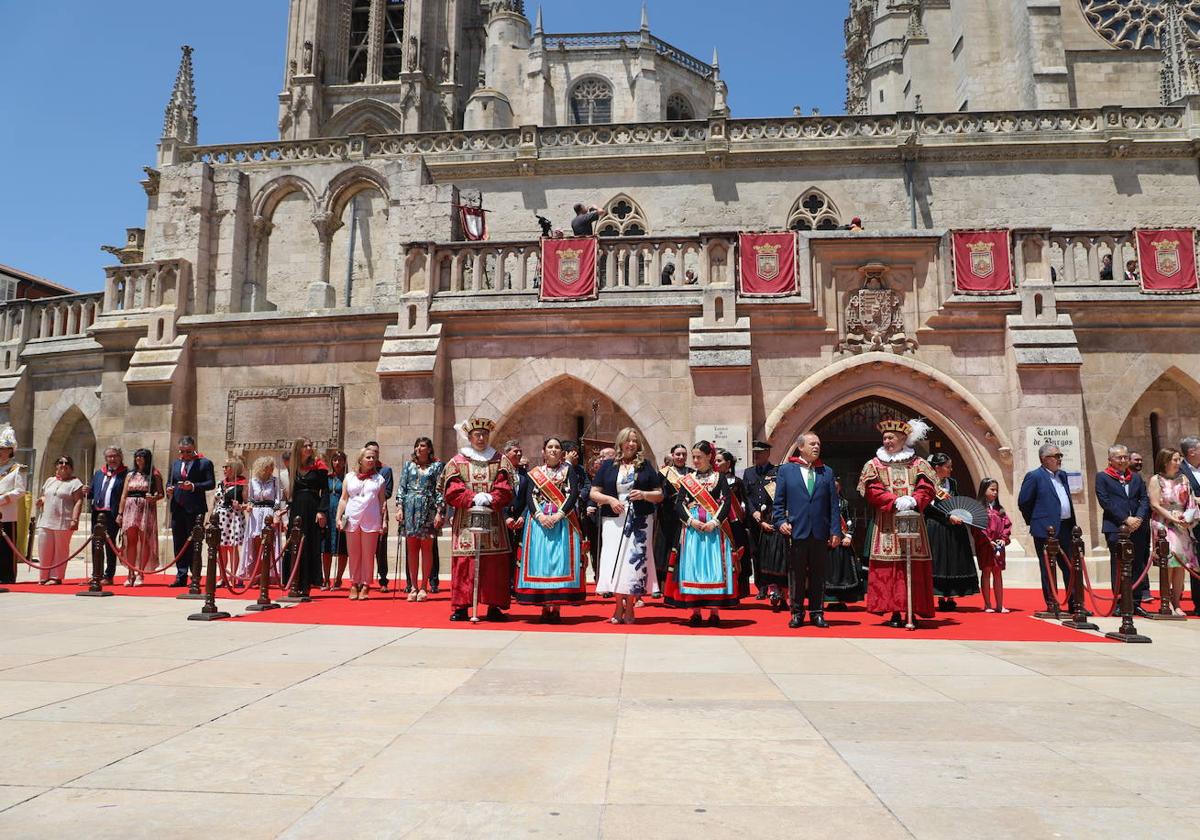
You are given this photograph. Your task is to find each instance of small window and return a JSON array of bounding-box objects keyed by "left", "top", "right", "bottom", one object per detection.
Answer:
[
  {"left": 380, "top": 1, "right": 406, "bottom": 80},
  {"left": 666, "top": 93, "right": 694, "bottom": 121},
  {"left": 570, "top": 78, "right": 613, "bottom": 125},
  {"left": 347, "top": 0, "right": 371, "bottom": 83},
  {"left": 788, "top": 188, "right": 842, "bottom": 231}
]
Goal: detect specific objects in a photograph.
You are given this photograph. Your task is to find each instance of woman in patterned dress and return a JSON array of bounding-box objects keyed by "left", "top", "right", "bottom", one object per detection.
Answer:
[
  {"left": 664, "top": 441, "right": 739, "bottom": 627},
  {"left": 397, "top": 436, "right": 444, "bottom": 602},
  {"left": 116, "top": 448, "right": 162, "bottom": 586},
  {"left": 215, "top": 458, "right": 246, "bottom": 583},
  {"left": 322, "top": 451, "right": 348, "bottom": 590},
  {"left": 240, "top": 456, "right": 284, "bottom": 584},
  {"left": 592, "top": 428, "right": 664, "bottom": 624},
  {"left": 1149, "top": 448, "right": 1198, "bottom": 617}
]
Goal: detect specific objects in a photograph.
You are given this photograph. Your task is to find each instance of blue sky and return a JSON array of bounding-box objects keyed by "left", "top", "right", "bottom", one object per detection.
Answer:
[{"left": 0, "top": 1, "right": 848, "bottom": 292}]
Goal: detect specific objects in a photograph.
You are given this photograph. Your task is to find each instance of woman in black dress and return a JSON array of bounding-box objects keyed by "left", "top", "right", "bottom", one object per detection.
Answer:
[
  {"left": 748, "top": 462, "right": 788, "bottom": 610},
  {"left": 654, "top": 444, "right": 691, "bottom": 595},
  {"left": 287, "top": 438, "right": 329, "bottom": 596},
  {"left": 925, "top": 452, "right": 979, "bottom": 609},
  {"left": 824, "top": 479, "right": 865, "bottom": 609}
]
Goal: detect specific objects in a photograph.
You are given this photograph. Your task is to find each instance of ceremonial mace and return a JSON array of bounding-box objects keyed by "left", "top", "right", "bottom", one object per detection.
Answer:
[
  {"left": 894, "top": 508, "right": 922, "bottom": 631},
  {"left": 467, "top": 505, "right": 491, "bottom": 623}
]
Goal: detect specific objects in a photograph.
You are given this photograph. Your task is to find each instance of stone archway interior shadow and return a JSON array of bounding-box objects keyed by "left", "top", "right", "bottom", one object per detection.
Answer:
[{"left": 42, "top": 405, "right": 97, "bottom": 483}]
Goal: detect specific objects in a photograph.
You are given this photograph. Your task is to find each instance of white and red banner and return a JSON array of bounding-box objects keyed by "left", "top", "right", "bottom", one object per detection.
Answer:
[
  {"left": 459, "top": 205, "right": 487, "bottom": 241},
  {"left": 738, "top": 232, "right": 797, "bottom": 297},
  {"left": 952, "top": 230, "right": 1013, "bottom": 294},
  {"left": 1135, "top": 229, "right": 1198, "bottom": 293},
  {"left": 540, "top": 237, "right": 598, "bottom": 302}
]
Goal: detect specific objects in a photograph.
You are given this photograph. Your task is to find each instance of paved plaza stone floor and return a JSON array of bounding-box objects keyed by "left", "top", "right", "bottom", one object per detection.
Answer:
[{"left": 0, "top": 592, "right": 1198, "bottom": 839}]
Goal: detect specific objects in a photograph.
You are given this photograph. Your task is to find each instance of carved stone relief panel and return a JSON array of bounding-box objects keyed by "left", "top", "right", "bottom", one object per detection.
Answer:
[{"left": 225, "top": 386, "right": 344, "bottom": 452}]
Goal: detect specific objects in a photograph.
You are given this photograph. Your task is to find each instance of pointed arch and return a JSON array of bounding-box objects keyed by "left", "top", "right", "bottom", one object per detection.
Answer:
[
  {"left": 322, "top": 165, "right": 391, "bottom": 220},
  {"left": 1112, "top": 366, "right": 1200, "bottom": 461},
  {"left": 469, "top": 359, "right": 675, "bottom": 464},
  {"left": 252, "top": 175, "right": 318, "bottom": 222},
  {"left": 597, "top": 193, "right": 650, "bottom": 237},
  {"left": 41, "top": 403, "right": 97, "bottom": 482},
  {"left": 323, "top": 99, "right": 405, "bottom": 137},
  {"left": 764, "top": 353, "right": 1014, "bottom": 493},
  {"left": 787, "top": 188, "right": 842, "bottom": 231}
]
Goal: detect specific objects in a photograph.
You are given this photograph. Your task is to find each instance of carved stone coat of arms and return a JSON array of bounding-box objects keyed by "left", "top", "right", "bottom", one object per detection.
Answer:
[{"left": 836, "top": 266, "right": 919, "bottom": 355}]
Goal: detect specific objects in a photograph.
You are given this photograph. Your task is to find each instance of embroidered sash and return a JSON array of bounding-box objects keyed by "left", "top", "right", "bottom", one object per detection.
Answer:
[{"left": 529, "top": 466, "right": 581, "bottom": 535}]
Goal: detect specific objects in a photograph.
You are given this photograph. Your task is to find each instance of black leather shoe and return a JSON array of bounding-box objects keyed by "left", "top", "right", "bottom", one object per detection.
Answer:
[
  {"left": 170, "top": 577, "right": 188, "bottom": 587},
  {"left": 449, "top": 608, "right": 468, "bottom": 621},
  {"left": 707, "top": 614, "right": 721, "bottom": 628},
  {"left": 687, "top": 613, "right": 702, "bottom": 627},
  {"left": 810, "top": 612, "right": 828, "bottom": 629},
  {"left": 885, "top": 612, "right": 904, "bottom": 628},
  {"left": 755, "top": 590, "right": 768, "bottom": 600},
  {"left": 788, "top": 613, "right": 804, "bottom": 629},
  {"left": 944, "top": 599, "right": 958, "bottom": 611},
  {"left": 486, "top": 606, "right": 506, "bottom": 622},
  {"left": 1133, "top": 606, "right": 1151, "bottom": 619}
]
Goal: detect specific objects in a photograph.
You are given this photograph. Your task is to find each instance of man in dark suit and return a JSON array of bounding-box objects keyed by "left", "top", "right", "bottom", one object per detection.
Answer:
[
  {"left": 1017, "top": 443, "right": 1077, "bottom": 612},
  {"left": 771, "top": 432, "right": 842, "bottom": 629},
  {"left": 1095, "top": 444, "right": 1151, "bottom": 614},
  {"left": 166, "top": 435, "right": 215, "bottom": 586},
  {"left": 88, "top": 446, "right": 128, "bottom": 584},
  {"left": 502, "top": 440, "right": 529, "bottom": 585},
  {"left": 1179, "top": 436, "right": 1200, "bottom": 615},
  {"left": 742, "top": 440, "right": 776, "bottom": 599}
]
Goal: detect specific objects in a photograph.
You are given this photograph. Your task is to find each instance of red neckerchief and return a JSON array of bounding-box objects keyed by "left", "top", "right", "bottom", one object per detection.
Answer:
[
  {"left": 227, "top": 478, "right": 247, "bottom": 487},
  {"left": 355, "top": 469, "right": 376, "bottom": 480},
  {"left": 102, "top": 465, "right": 127, "bottom": 478},
  {"left": 788, "top": 456, "right": 825, "bottom": 468},
  {"left": 1104, "top": 467, "right": 1132, "bottom": 482},
  {"left": 303, "top": 459, "right": 328, "bottom": 472}
]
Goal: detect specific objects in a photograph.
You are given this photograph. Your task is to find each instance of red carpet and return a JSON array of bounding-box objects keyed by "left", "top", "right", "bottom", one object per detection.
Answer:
[{"left": 3, "top": 575, "right": 1144, "bottom": 641}]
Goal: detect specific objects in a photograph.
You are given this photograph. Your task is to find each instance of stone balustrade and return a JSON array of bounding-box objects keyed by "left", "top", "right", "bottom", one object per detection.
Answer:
[
  {"left": 18, "top": 293, "right": 103, "bottom": 342},
  {"left": 102, "top": 259, "right": 192, "bottom": 315},
  {"left": 181, "top": 104, "right": 1188, "bottom": 167},
  {"left": 1047, "top": 231, "right": 1138, "bottom": 285}
]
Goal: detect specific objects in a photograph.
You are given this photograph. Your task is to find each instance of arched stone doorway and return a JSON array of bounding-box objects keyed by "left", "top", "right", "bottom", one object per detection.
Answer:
[
  {"left": 42, "top": 406, "right": 96, "bottom": 482},
  {"left": 806, "top": 397, "right": 976, "bottom": 547},
  {"left": 492, "top": 376, "right": 651, "bottom": 467},
  {"left": 1115, "top": 369, "right": 1200, "bottom": 461}
]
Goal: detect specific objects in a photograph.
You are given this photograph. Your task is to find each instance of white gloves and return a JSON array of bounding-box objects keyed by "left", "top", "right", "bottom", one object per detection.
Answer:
[
  {"left": 895, "top": 495, "right": 917, "bottom": 512},
  {"left": 472, "top": 492, "right": 493, "bottom": 508}
]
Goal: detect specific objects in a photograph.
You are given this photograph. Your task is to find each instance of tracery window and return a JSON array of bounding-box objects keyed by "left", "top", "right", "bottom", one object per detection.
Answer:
[
  {"left": 570, "top": 78, "right": 614, "bottom": 125},
  {"left": 596, "top": 195, "right": 649, "bottom": 237},
  {"left": 1081, "top": 0, "right": 1200, "bottom": 49},
  {"left": 348, "top": 0, "right": 372, "bottom": 83},
  {"left": 380, "top": 1, "right": 406, "bottom": 80},
  {"left": 666, "top": 93, "right": 695, "bottom": 121},
  {"left": 787, "top": 189, "right": 842, "bottom": 231}
]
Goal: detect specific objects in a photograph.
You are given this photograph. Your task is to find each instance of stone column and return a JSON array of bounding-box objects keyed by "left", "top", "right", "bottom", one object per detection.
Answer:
[{"left": 310, "top": 212, "right": 340, "bottom": 308}]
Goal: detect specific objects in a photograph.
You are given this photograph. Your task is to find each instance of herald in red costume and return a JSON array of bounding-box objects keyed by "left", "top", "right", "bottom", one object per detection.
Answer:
[
  {"left": 442, "top": 417, "right": 516, "bottom": 616},
  {"left": 858, "top": 417, "right": 938, "bottom": 624}
]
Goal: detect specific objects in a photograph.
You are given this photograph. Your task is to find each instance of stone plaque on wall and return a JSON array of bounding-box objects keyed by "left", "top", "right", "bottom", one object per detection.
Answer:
[
  {"left": 226, "top": 386, "right": 343, "bottom": 452},
  {"left": 695, "top": 424, "right": 747, "bottom": 467},
  {"left": 1026, "top": 424, "right": 1082, "bottom": 492}
]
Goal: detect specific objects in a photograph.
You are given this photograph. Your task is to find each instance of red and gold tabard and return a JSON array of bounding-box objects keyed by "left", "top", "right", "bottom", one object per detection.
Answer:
[
  {"left": 857, "top": 454, "right": 937, "bottom": 562},
  {"left": 442, "top": 449, "right": 516, "bottom": 559}
]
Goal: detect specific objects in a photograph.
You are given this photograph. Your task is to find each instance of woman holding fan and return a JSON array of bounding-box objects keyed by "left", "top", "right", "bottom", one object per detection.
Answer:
[{"left": 925, "top": 453, "right": 979, "bottom": 609}]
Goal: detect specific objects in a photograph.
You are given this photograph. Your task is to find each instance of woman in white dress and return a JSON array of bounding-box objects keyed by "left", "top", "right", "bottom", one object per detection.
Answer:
[
  {"left": 591, "top": 428, "right": 665, "bottom": 624},
  {"left": 239, "top": 456, "right": 285, "bottom": 584}
]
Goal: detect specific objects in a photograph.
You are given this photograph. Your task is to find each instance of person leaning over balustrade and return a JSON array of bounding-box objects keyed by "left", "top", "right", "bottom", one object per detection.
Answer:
[
  {"left": 35, "top": 455, "right": 83, "bottom": 585},
  {"left": 0, "top": 426, "right": 27, "bottom": 584}
]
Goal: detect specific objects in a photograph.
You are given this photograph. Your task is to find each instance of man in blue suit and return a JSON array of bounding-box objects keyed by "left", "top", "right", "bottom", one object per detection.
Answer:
[
  {"left": 1017, "top": 443, "right": 1077, "bottom": 612},
  {"left": 1094, "top": 443, "right": 1151, "bottom": 613},
  {"left": 772, "top": 432, "right": 842, "bottom": 629},
  {"left": 166, "top": 435, "right": 215, "bottom": 586},
  {"left": 88, "top": 446, "right": 128, "bottom": 584}
]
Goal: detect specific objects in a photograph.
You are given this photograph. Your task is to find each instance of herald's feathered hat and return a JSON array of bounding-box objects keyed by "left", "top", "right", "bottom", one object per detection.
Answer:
[
  {"left": 460, "top": 417, "right": 496, "bottom": 436},
  {"left": 0, "top": 425, "right": 16, "bottom": 450},
  {"left": 876, "top": 417, "right": 930, "bottom": 448}
]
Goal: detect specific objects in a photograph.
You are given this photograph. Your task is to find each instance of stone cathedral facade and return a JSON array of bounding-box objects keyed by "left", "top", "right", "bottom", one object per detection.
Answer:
[{"left": 5, "top": 0, "right": 1200, "bottom": 577}]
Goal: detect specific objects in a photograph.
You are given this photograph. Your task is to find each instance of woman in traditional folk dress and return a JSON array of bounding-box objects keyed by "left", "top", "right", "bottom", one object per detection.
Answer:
[
  {"left": 240, "top": 456, "right": 285, "bottom": 584},
  {"left": 824, "top": 478, "right": 865, "bottom": 609},
  {"left": 116, "top": 448, "right": 162, "bottom": 586},
  {"left": 514, "top": 437, "right": 586, "bottom": 623},
  {"left": 925, "top": 453, "right": 980, "bottom": 609},
  {"left": 749, "top": 463, "right": 789, "bottom": 610},
  {"left": 665, "top": 440, "right": 740, "bottom": 627},
  {"left": 592, "top": 428, "right": 664, "bottom": 625},
  {"left": 1149, "top": 448, "right": 1199, "bottom": 616}
]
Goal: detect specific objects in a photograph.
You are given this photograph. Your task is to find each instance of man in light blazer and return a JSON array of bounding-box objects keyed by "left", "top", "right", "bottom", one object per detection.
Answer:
[
  {"left": 1017, "top": 442, "right": 1077, "bottom": 612},
  {"left": 772, "top": 432, "right": 842, "bottom": 629}
]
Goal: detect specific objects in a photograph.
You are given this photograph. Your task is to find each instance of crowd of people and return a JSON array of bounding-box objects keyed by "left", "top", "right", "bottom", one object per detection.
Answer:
[{"left": 10, "top": 415, "right": 1199, "bottom": 627}]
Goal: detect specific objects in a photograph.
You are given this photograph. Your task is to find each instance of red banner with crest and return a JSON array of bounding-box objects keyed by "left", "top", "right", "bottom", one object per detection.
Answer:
[
  {"left": 952, "top": 230, "right": 1013, "bottom": 294},
  {"left": 1136, "top": 229, "right": 1198, "bottom": 293},
  {"left": 540, "top": 237, "right": 598, "bottom": 301},
  {"left": 738, "top": 232, "right": 797, "bottom": 297}
]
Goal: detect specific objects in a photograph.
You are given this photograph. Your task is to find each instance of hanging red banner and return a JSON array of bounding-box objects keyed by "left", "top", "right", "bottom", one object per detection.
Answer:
[
  {"left": 1136, "top": 229, "right": 1198, "bottom": 293},
  {"left": 540, "top": 237, "right": 598, "bottom": 301},
  {"left": 952, "top": 230, "right": 1013, "bottom": 294},
  {"left": 459, "top": 205, "right": 487, "bottom": 241},
  {"left": 738, "top": 232, "right": 797, "bottom": 297}
]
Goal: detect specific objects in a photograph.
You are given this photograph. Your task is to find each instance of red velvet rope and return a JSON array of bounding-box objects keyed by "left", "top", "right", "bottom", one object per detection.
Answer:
[
  {"left": 106, "top": 532, "right": 193, "bottom": 577},
  {"left": 1, "top": 527, "right": 90, "bottom": 572}
]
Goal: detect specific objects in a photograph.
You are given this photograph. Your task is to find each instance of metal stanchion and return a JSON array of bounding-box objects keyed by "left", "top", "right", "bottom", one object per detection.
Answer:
[
  {"left": 1105, "top": 525, "right": 1151, "bottom": 643},
  {"left": 1062, "top": 526, "right": 1099, "bottom": 631},
  {"left": 189, "top": 513, "right": 230, "bottom": 621},
  {"left": 1145, "top": 530, "right": 1185, "bottom": 622},
  {"left": 245, "top": 514, "right": 280, "bottom": 612},
  {"left": 177, "top": 519, "right": 206, "bottom": 600},
  {"left": 1033, "top": 526, "right": 1063, "bottom": 619},
  {"left": 0, "top": 512, "right": 10, "bottom": 593},
  {"left": 278, "top": 517, "right": 310, "bottom": 603},
  {"left": 77, "top": 512, "right": 113, "bottom": 598}
]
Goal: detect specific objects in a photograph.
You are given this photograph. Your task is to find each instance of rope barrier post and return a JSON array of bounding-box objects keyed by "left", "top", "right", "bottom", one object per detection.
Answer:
[
  {"left": 1062, "top": 526, "right": 1099, "bottom": 631},
  {"left": 177, "top": 519, "right": 206, "bottom": 600},
  {"left": 0, "top": 513, "right": 10, "bottom": 594},
  {"left": 1105, "top": 525, "right": 1151, "bottom": 643},
  {"left": 76, "top": 512, "right": 114, "bottom": 598},
  {"left": 278, "top": 516, "right": 310, "bottom": 603},
  {"left": 1033, "top": 526, "right": 1063, "bottom": 619},
  {"left": 189, "top": 513, "right": 230, "bottom": 622},
  {"left": 1145, "top": 529, "right": 1185, "bottom": 622},
  {"left": 245, "top": 514, "right": 280, "bottom": 612}
]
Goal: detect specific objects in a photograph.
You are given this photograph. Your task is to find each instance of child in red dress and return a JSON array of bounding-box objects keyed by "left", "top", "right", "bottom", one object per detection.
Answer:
[{"left": 974, "top": 478, "right": 1013, "bottom": 613}]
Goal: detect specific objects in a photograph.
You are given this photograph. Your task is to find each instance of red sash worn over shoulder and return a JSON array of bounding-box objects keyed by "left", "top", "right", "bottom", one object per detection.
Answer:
[
  {"left": 680, "top": 473, "right": 720, "bottom": 518},
  {"left": 529, "top": 466, "right": 581, "bottom": 536}
]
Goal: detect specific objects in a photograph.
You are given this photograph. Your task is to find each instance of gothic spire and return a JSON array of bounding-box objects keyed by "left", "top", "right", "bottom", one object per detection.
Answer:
[
  {"left": 534, "top": 5, "right": 543, "bottom": 34},
  {"left": 1161, "top": 0, "right": 1200, "bottom": 103},
  {"left": 640, "top": 2, "right": 650, "bottom": 32},
  {"left": 162, "top": 45, "right": 198, "bottom": 145}
]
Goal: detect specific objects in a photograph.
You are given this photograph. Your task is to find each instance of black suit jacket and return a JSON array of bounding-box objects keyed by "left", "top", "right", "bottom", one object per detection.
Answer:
[
  {"left": 1094, "top": 471, "right": 1150, "bottom": 538},
  {"left": 168, "top": 457, "right": 215, "bottom": 515}
]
